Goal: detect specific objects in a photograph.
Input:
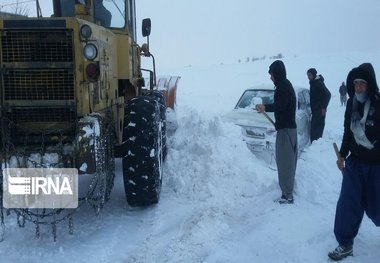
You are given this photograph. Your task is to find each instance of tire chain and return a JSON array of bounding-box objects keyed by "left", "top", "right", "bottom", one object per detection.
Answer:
[{"left": 0, "top": 112, "right": 115, "bottom": 241}]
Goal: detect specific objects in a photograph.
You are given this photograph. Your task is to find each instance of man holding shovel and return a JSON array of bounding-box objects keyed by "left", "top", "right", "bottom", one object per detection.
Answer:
[
  {"left": 256, "top": 60, "right": 297, "bottom": 204},
  {"left": 329, "top": 63, "right": 380, "bottom": 261}
]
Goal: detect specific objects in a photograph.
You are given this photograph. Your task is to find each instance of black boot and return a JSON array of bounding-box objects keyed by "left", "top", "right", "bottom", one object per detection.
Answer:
[{"left": 328, "top": 245, "right": 353, "bottom": 261}]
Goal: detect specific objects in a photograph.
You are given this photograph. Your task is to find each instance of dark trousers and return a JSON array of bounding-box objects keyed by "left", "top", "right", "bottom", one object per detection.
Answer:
[
  {"left": 334, "top": 157, "right": 380, "bottom": 246},
  {"left": 310, "top": 114, "right": 325, "bottom": 142}
]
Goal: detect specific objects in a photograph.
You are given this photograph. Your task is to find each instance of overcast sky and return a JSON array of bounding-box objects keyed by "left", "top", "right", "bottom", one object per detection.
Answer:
[
  {"left": 2, "top": 0, "right": 380, "bottom": 68},
  {"left": 137, "top": 0, "right": 380, "bottom": 67}
]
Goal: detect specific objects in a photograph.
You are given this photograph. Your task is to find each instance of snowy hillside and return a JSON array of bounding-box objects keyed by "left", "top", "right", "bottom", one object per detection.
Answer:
[{"left": 1, "top": 51, "right": 380, "bottom": 263}]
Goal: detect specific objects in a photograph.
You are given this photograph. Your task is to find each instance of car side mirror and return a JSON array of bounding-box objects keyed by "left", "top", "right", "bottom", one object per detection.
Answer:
[{"left": 142, "top": 18, "right": 151, "bottom": 37}]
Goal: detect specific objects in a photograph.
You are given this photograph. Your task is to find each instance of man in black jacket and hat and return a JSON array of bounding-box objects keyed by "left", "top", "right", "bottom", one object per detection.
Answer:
[
  {"left": 256, "top": 60, "right": 297, "bottom": 204},
  {"left": 307, "top": 68, "right": 331, "bottom": 142}
]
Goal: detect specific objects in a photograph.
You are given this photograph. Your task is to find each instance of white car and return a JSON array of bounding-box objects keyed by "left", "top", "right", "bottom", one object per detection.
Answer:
[{"left": 223, "top": 86, "right": 311, "bottom": 153}]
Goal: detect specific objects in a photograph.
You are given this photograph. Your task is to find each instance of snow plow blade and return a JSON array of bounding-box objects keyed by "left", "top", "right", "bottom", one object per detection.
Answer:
[{"left": 156, "top": 76, "right": 181, "bottom": 109}]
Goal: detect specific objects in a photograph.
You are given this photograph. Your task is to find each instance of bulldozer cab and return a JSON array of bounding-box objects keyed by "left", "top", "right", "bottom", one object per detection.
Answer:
[{"left": 52, "top": 0, "right": 136, "bottom": 36}]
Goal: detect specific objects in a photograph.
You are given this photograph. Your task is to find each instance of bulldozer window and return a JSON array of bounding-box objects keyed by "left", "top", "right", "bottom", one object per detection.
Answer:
[
  {"left": 94, "top": 0, "right": 112, "bottom": 27},
  {"left": 96, "top": 0, "right": 126, "bottom": 28},
  {"left": 59, "top": 0, "right": 76, "bottom": 17}
]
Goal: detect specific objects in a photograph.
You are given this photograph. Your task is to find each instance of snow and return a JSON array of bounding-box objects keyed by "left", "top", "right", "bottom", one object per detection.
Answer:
[{"left": 1, "top": 51, "right": 380, "bottom": 262}]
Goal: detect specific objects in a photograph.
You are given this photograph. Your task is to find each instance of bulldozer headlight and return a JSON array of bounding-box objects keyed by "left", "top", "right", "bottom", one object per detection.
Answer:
[
  {"left": 83, "top": 44, "right": 98, "bottom": 60},
  {"left": 80, "top": 24, "right": 92, "bottom": 39}
]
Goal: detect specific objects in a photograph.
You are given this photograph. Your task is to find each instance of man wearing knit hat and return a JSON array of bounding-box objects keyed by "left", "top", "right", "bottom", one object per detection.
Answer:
[{"left": 307, "top": 68, "right": 331, "bottom": 143}]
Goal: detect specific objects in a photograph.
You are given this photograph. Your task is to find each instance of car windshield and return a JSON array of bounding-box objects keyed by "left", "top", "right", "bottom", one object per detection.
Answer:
[{"left": 235, "top": 90, "right": 274, "bottom": 111}]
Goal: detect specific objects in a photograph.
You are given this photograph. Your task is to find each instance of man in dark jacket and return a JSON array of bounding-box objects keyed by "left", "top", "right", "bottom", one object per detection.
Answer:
[
  {"left": 339, "top": 81, "right": 347, "bottom": 106},
  {"left": 256, "top": 60, "right": 297, "bottom": 204},
  {"left": 307, "top": 68, "right": 331, "bottom": 142},
  {"left": 328, "top": 63, "right": 380, "bottom": 261}
]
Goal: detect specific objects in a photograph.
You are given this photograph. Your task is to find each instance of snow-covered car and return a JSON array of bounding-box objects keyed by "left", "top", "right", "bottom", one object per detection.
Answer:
[{"left": 223, "top": 85, "right": 311, "bottom": 153}]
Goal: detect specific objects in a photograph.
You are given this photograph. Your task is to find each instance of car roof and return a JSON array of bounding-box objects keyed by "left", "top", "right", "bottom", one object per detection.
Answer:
[
  {"left": 244, "top": 84, "right": 307, "bottom": 92},
  {"left": 247, "top": 84, "right": 274, "bottom": 90}
]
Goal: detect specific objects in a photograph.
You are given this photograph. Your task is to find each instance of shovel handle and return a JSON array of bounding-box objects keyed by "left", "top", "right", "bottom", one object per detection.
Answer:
[
  {"left": 262, "top": 111, "right": 275, "bottom": 127},
  {"left": 333, "top": 142, "right": 344, "bottom": 175},
  {"left": 333, "top": 143, "right": 340, "bottom": 159}
]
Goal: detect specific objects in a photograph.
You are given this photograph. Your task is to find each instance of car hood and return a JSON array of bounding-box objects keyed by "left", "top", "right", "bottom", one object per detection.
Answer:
[{"left": 222, "top": 109, "right": 275, "bottom": 128}]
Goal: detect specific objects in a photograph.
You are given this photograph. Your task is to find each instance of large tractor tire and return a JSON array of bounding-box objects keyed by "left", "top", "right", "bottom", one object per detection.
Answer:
[{"left": 122, "top": 96, "right": 163, "bottom": 206}]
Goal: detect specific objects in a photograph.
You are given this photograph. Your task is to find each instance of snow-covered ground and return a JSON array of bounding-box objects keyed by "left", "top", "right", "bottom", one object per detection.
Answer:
[{"left": 1, "top": 51, "right": 380, "bottom": 262}]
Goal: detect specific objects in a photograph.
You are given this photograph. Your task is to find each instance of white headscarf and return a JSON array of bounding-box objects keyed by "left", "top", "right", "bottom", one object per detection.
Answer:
[{"left": 350, "top": 95, "right": 374, "bottom": 149}]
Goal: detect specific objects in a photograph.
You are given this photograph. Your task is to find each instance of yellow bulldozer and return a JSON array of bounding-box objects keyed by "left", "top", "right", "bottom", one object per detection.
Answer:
[{"left": 0, "top": 0, "right": 179, "bottom": 238}]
